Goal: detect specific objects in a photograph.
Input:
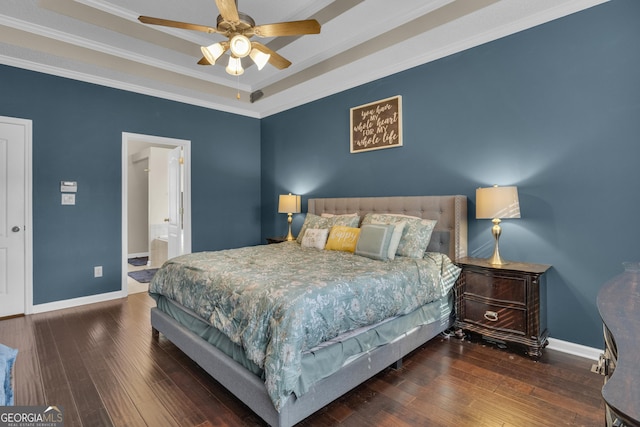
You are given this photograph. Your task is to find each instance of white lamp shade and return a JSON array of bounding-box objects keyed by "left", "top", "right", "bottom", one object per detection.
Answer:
[
  {"left": 226, "top": 56, "right": 244, "bottom": 76},
  {"left": 249, "top": 48, "right": 271, "bottom": 70},
  {"left": 229, "top": 34, "right": 251, "bottom": 58},
  {"left": 476, "top": 185, "right": 521, "bottom": 219},
  {"left": 201, "top": 42, "right": 225, "bottom": 64},
  {"left": 278, "top": 193, "right": 301, "bottom": 214}
]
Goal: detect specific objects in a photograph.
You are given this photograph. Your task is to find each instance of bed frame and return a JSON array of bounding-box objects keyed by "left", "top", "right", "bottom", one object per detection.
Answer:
[{"left": 151, "top": 195, "right": 467, "bottom": 426}]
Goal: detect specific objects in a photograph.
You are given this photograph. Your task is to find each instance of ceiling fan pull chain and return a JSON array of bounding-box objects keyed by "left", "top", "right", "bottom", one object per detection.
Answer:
[{"left": 236, "top": 75, "right": 241, "bottom": 100}]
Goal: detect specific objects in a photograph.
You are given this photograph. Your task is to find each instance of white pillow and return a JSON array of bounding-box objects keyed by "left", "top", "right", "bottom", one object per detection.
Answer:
[{"left": 301, "top": 228, "right": 329, "bottom": 249}]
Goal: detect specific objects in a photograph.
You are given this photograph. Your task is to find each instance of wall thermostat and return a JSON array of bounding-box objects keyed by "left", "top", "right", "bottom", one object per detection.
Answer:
[{"left": 61, "top": 181, "right": 77, "bottom": 192}]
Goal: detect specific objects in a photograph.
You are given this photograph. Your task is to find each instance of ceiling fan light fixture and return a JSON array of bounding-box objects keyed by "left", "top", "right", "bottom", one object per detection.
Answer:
[
  {"left": 138, "top": 2, "right": 322, "bottom": 95},
  {"left": 229, "top": 34, "right": 251, "bottom": 58},
  {"left": 201, "top": 42, "right": 225, "bottom": 64},
  {"left": 249, "top": 48, "right": 270, "bottom": 70},
  {"left": 226, "top": 56, "right": 244, "bottom": 76}
]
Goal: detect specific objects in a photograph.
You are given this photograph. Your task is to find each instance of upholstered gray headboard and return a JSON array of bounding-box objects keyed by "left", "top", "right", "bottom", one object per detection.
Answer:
[{"left": 308, "top": 195, "right": 468, "bottom": 261}]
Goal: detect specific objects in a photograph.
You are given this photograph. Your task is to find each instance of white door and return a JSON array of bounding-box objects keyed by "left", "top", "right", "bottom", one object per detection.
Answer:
[
  {"left": 0, "top": 118, "right": 30, "bottom": 317},
  {"left": 167, "top": 146, "right": 183, "bottom": 259}
]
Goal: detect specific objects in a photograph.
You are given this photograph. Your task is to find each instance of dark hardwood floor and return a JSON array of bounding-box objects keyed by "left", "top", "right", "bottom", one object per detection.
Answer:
[{"left": 0, "top": 293, "right": 604, "bottom": 426}]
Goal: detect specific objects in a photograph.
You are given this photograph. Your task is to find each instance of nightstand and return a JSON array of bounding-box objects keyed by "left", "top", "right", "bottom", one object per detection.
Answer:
[
  {"left": 454, "top": 257, "right": 551, "bottom": 358},
  {"left": 266, "top": 236, "right": 288, "bottom": 244}
]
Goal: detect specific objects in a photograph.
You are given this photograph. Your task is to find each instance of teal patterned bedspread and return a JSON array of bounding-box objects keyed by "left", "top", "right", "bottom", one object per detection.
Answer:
[{"left": 149, "top": 241, "right": 460, "bottom": 411}]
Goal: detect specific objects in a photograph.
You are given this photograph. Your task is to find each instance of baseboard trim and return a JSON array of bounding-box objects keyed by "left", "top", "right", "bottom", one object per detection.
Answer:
[
  {"left": 32, "top": 290, "right": 127, "bottom": 314},
  {"left": 547, "top": 337, "right": 602, "bottom": 361}
]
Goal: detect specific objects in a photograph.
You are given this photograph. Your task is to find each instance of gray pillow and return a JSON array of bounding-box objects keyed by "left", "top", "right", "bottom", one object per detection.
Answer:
[{"left": 355, "top": 223, "right": 397, "bottom": 261}]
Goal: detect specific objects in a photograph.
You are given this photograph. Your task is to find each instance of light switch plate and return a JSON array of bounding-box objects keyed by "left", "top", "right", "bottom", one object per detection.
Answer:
[{"left": 62, "top": 194, "right": 76, "bottom": 205}]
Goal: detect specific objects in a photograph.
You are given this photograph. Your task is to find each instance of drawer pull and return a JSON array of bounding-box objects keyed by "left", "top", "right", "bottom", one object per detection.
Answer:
[{"left": 484, "top": 311, "right": 499, "bottom": 322}]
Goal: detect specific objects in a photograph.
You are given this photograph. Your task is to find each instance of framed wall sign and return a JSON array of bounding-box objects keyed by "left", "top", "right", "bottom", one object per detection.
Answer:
[{"left": 350, "top": 95, "right": 402, "bottom": 153}]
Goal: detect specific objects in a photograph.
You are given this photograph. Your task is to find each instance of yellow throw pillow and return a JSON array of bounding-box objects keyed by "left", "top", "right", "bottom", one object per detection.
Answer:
[{"left": 325, "top": 226, "right": 361, "bottom": 253}]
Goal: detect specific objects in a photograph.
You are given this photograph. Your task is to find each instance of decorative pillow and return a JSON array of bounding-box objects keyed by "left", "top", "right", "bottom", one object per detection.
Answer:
[
  {"left": 372, "top": 220, "right": 406, "bottom": 260},
  {"left": 301, "top": 228, "right": 329, "bottom": 249},
  {"left": 362, "top": 213, "right": 437, "bottom": 259},
  {"left": 296, "top": 213, "right": 360, "bottom": 244},
  {"left": 0, "top": 343, "right": 18, "bottom": 406},
  {"left": 321, "top": 212, "right": 358, "bottom": 218},
  {"left": 324, "top": 226, "right": 361, "bottom": 252},
  {"left": 355, "top": 224, "right": 397, "bottom": 261}
]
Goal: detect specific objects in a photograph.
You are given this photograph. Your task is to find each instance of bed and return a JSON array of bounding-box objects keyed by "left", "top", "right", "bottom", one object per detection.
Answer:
[{"left": 149, "top": 195, "right": 467, "bottom": 426}]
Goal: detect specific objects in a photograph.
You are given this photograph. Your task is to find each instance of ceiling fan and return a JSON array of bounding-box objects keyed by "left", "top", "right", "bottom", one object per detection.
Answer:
[{"left": 138, "top": 0, "right": 321, "bottom": 76}]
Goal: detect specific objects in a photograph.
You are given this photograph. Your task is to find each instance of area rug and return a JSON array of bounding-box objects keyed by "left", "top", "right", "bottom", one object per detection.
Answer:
[
  {"left": 127, "top": 256, "right": 149, "bottom": 267},
  {"left": 128, "top": 268, "right": 158, "bottom": 283}
]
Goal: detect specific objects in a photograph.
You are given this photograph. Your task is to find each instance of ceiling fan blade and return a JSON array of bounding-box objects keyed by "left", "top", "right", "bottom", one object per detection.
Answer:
[
  {"left": 215, "top": 0, "right": 240, "bottom": 23},
  {"left": 197, "top": 57, "right": 211, "bottom": 65},
  {"left": 138, "top": 16, "right": 218, "bottom": 34},
  {"left": 252, "top": 42, "right": 292, "bottom": 69},
  {"left": 253, "top": 20, "right": 321, "bottom": 37}
]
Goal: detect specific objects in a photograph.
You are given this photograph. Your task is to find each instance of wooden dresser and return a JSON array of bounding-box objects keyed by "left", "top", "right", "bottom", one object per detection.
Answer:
[
  {"left": 454, "top": 257, "right": 551, "bottom": 358},
  {"left": 596, "top": 264, "right": 640, "bottom": 427}
]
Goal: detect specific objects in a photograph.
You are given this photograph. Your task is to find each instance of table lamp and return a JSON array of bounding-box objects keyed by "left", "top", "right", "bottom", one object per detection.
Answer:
[
  {"left": 278, "top": 193, "right": 301, "bottom": 241},
  {"left": 476, "top": 185, "right": 521, "bottom": 265}
]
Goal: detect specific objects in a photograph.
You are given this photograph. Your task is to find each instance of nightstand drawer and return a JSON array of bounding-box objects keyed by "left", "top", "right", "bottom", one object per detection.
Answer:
[
  {"left": 464, "top": 270, "right": 526, "bottom": 304},
  {"left": 464, "top": 299, "right": 526, "bottom": 335}
]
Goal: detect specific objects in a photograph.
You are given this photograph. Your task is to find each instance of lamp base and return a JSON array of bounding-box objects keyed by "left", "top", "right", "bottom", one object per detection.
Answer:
[
  {"left": 285, "top": 213, "right": 295, "bottom": 241},
  {"left": 285, "top": 229, "right": 295, "bottom": 241},
  {"left": 487, "top": 219, "right": 509, "bottom": 265},
  {"left": 487, "top": 250, "right": 508, "bottom": 266}
]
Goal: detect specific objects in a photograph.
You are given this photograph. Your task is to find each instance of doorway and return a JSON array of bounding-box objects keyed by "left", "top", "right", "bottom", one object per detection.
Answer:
[{"left": 121, "top": 133, "right": 191, "bottom": 295}]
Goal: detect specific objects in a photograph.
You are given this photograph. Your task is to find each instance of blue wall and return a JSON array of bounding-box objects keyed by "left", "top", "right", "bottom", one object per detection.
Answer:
[
  {"left": 261, "top": 0, "right": 640, "bottom": 348},
  {"left": 0, "top": 66, "right": 261, "bottom": 304}
]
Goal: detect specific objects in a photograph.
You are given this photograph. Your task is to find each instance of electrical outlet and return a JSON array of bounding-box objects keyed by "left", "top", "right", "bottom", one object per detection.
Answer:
[{"left": 94, "top": 266, "right": 103, "bottom": 278}]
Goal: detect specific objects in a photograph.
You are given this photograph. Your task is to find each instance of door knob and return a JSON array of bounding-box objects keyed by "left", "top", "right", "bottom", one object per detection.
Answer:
[{"left": 12, "top": 226, "right": 20, "bottom": 232}]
